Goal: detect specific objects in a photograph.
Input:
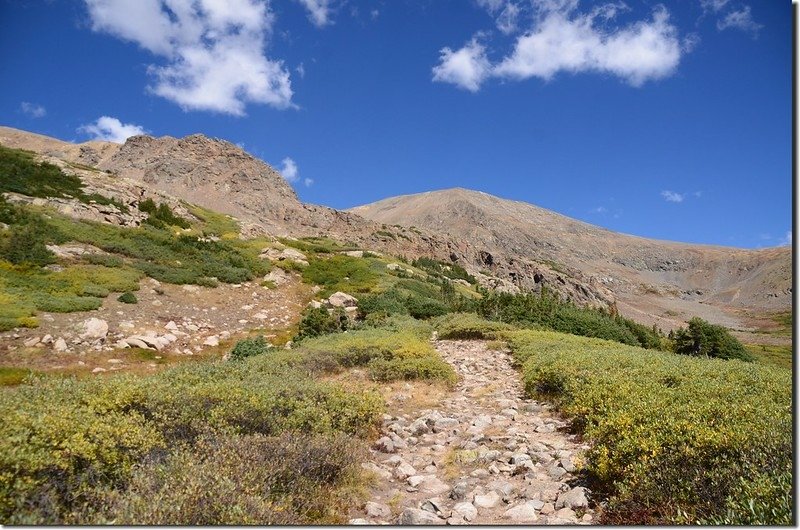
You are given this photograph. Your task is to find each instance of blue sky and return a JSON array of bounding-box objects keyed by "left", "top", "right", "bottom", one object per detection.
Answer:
[{"left": 0, "top": 0, "right": 791, "bottom": 248}]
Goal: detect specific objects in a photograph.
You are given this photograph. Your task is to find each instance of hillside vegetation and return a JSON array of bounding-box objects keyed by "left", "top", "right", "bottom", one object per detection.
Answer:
[{"left": 507, "top": 328, "right": 791, "bottom": 524}]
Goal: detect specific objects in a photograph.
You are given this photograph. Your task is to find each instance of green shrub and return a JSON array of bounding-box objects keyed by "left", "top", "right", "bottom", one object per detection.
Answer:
[
  {"left": 412, "top": 257, "right": 476, "bottom": 284},
  {"left": 0, "top": 145, "right": 127, "bottom": 211},
  {"left": 405, "top": 295, "right": 449, "bottom": 319},
  {"left": 117, "top": 292, "right": 137, "bottom": 304},
  {"left": 229, "top": 336, "right": 272, "bottom": 360},
  {"left": 0, "top": 351, "right": 383, "bottom": 524},
  {"left": 477, "top": 290, "right": 664, "bottom": 349},
  {"left": 367, "top": 356, "right": 457, "bottom": 385},
  {"left": 508, "top": 329, "right": 791, "bottom": 525},
  {"left": 435, "top": 312, "right": 516, "bottom": 340},
  {"left": 81, "top": 432, "right": 366, "bottom": 525},
  {"left": 296, "top": 307, "right": 349, "bottom": 341},
  {"left": 138, "top": 199, "right": 191, "bottom": 229},
  {"left": 672, "top": 317, "right": 753, "bottom": 361}
]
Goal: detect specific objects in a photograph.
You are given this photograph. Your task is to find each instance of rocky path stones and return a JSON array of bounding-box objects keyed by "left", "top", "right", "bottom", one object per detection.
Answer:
[{"left": 350, "top": 340, "right": 594, "bottom": 525}]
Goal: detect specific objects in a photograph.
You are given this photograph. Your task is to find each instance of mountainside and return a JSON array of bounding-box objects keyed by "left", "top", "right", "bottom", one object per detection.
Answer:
[
  {"left": 0, "top": 126, "right": 616, "bottom": 310},
  {"left": 0, "top": 126, "right": 790, "bottom": 333},
  {"left": 350, "top": 188, "right": 792, "bottom": 331}
]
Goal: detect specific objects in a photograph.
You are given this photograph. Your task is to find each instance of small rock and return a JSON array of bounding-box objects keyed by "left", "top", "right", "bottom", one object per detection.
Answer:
[
  {"left": 203, "top": 335, "right": 220, "bottom": 347},
  {"left": 53, "top": 338, "right": 68, "bottom": 352},
  {"left": 91, "top": 367, "right": 107, "bottom": 373},
  {"left": 503, "top": 501, "right": 541, "bottom": 523},
  {"left": 327, "top": 291, "right": 358, "bottom": 308},
  {"left": 473, "top": 491, "right": 502, "bottom": 509},
  {"left": 451, "top": 502, "right": 477, "bottom": 522},
  {"left": 395, "top": 462, "right": 417, "bottom": 480},
  {"left": 398, "top": 508, "right": 442, "bottom": 525},
  {"left": 365, "top": 501, "right": 391, "bottom": 519},
  {"left": 420, "top": 497, "right": 445, "bottom": 515},
  {"left": 555, "top": 487, "right": 589, "bottom": 510},
  {"left": 23, "top": 337, "right": 41, "bottom": 347},
  {"left": 555, "top": 507, "right": 577, "bottom": 520},
  {"left": 375, "top": 436, "right": 395, "bottom": 453},
  {"left": 540, "top": 503, "right": 555, "bottom": 515},
  {"left": 449, "top": 482, "right": 469, "bottom": 501}
]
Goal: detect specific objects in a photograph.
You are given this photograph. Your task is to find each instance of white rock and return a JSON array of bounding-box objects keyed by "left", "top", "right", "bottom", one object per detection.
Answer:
[
  {"left": 397, "top": 508, "right": 442, "bottom": 525},
  {"left": 165, "top": 321, "right": 179, "bottom": 331},
  {"left": 473, "top": 491, "right": 502, "bottom": 509},
  {"left": 555, "top": 487, "right": 589, "bottom": 510},
  {"left": 365, "top": 501, "right": 391, "bottom": 519},
  {"left": 23, "top": 337, "right": 41, "bottom": 347},
  {"left": 91, "top": 367, "right": 107, "bottom": 373},
  {"left": 327, "top": 291, "right": 358, "bottom": 308},
  {"left": 203, "top": 335, "right": 220, "bottom": 347},
  {"left": 503, "top": 501, "right": 541, "bottom": 523},
  {"left": 452, "top": 502, "right": 478, "bottom": 522},
  {"left": 53, "top": 338, "right": 68, "bottom": 352},
  {"left": 80, "top": 318, "right": 108, "bottom": 340}
]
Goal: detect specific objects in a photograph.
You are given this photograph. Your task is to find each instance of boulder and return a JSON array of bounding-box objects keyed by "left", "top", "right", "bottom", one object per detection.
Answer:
[
  {"left": 473, "top": 491, "right": 502, "bottom": 509},
  {"left": 327, "top": 291, "right": 358, "bottom": 308},
  {"left": 53, "top": 337, "right": 68, "bottom": 352},
  {"left": 365, "top": 501, "right": 391, "bottom": 519},
  {"left": 452, "top": 502, "right": 478, "bottom": 522},
  {"left": 80, "top": 318, "right": 108, "bottom": 340}
]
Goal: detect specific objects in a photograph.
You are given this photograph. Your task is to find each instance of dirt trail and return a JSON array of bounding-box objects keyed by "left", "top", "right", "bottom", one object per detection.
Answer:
[{"left": 350, "top": 339, "right": 594, "bottom": 525}]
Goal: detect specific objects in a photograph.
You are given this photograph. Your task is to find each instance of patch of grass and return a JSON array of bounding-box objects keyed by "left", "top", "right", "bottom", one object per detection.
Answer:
[
  {"left": 0, "top": 367, "right": 36, "bottom": 386},
  {"left": 279, "top": 237, "right": 359, "bottom": 254},
  {"left": 185, "top": 203, "right": 240, "bottom": 237},
  {"left": 302, "top": 255, "right": 379, "bottom": 297},
  {"left": 412, "top": 257, "right": 476, "bottom": 284},
  {"left": 229, "top": 336, "right": 272, "bottom": 360},
  {"left": 745, "top": 343, "right": 792, "bottom": 370},
  {"left": 508, "top": 329, "right": 791, "bottom": 525}
]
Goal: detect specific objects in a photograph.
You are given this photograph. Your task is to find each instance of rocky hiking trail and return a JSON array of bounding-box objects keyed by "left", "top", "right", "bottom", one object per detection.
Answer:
[{"left": 350, "top": 340, "right": 594, "bottom": 525}]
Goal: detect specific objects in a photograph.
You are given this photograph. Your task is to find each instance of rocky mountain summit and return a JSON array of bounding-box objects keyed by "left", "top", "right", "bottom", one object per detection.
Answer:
[{"left": 351, "top": 188, "right": 791, "bottom": 332}]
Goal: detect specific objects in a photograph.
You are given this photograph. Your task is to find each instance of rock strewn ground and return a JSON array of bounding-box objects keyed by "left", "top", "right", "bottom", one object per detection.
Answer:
[{"left": 351, "top": 340, "right": 594, "bottom": 525}]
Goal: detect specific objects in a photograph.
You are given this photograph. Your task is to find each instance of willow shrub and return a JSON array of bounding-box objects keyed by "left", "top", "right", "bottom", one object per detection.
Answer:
[
  {"left": 508, "top": 330, "right": 792, "bottom": 525},
  {"left": 0, "top": 351, "right": 383, "bottom": 524}
]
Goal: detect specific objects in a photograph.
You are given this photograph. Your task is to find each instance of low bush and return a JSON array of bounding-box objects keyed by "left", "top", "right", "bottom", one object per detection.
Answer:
[
  {"left": 138, "top": 199, "right": 191, "bottom": 229},
  {"left": 434, "top": 312, "right": 516, "bottom": 340},
  {"left": 412, "top": 257, "right": 476, "bottom": 284},
  {"left": 229, "top": 336, "right": 272, "bottom": 360},
  {"left": 81, "top": 432, "right": 366, "bottom": 525},
  {"left": 508, "top": 329, "right": 791, "bottom": 524},
  {"left": 671, "top": 317, "right": 753, "bottom": 361},
  {"left": 0, "top": 350, "right": 383, "bottom": 524},
  {"left": 296, "top": 307, "right": 349, "bottom": 341},
  {"left": 117, "top": 292, "right": 137, "bottom": 304},
  {"left": 295, "top": 326, "right": 455, "bottom": 385},
  {"left": 477, "top": 290, "right": 664, "bottom": 349}
]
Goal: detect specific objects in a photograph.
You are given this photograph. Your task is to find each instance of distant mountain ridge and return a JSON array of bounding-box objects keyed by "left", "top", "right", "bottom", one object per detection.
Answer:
[{"left": 0, "top": 126, "right": 790, "bottom": 334}]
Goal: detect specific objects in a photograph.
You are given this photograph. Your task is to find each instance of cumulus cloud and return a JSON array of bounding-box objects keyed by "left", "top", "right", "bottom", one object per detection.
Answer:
[
  {"left": 717, "top": 6, "right": 762, "bottom": 35},
  {"left": 661, "top": 190, "right": 685, "bottom": 203},
  {"left": 78, "top": 116, "right": 147, "bottom": 143},
  {"left": 435, "top": 1, "right": 684, "bottom": 91},
  {"left": 84, "top": 0, "right": 293, "bottom": 116},
  {"left": 20, "top": 102, "right": 46, "bottom": 118},
  {"left": 295, "top": 0, "right": 334, "bottom": 27},
  {"left": 279, "top": 157, "right": 299, "bottom": 183},
  {"left": 303, "top": 177, "right": 314, "bottom": 187},
  {"left": 780, "top": 231, "right": 792, "bottom": 247},
  {"left": 432, "top": 38, "right": 491, "bottom": 92}
]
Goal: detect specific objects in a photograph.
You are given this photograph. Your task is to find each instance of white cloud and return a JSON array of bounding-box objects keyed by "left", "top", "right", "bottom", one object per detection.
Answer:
[
  {"left": 435, "top": 2, "right": 683, "bottom": 91},
  {"left": 295, "top": 0, "right": 334, "bottom": 27},
  {"left": 780, "top": 231, "right": 792, "bottom": 247},
  {"left": 370, "top": 8, "right": 380, "bottom": 20},
  {"left": 494, "top": 5, "right": 681, "bottom": 87},
  {"left": 20, "top": 102, "right": 46, "bottom": 118},
  {"left": 279, "top": 157, "right": 299, "bottom": 183},
  {"left": 590, "top": 206, "right": 607, "bottom": 214},
  {"left": 661, "top": 190, "right": 685, "bottom": 203},
  {"left": 700, "top": 0, "right": 730, "bottom": 12},
  {"left": 296, "top": 63, "right": 306, "bottom": 79},
  {"left": 84, "top": 0, "right": 293, "bottom": 116},
  {"left": 717, "top": 6, "right": 762, "bottom": 35},
  {"left": 432, "top": 38, "right": 491, "bottom": 92},
  {"left": 303, "top": 177, "right": 314, "bottom": 187},
  {"left": 78, "top": 116, "right": 147, "bottom": 143}
]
